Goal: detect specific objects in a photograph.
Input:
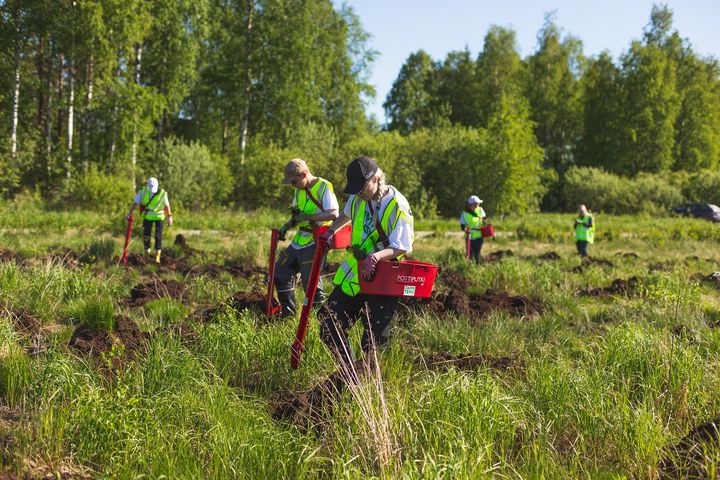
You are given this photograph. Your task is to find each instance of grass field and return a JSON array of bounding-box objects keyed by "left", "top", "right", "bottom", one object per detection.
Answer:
[{"left": 2, "top": 206, "right": 720, "bottom": 479}]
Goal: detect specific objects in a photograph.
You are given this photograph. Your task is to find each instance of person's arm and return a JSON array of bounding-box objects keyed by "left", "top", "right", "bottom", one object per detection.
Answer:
[
  {"left": 324, "top": 211, "right": 351, "bottom": 233},
  {"left": 308, "top": 209, "right": 338, "bottom": 222},
  {"left": 127, "top": 202, "right": 138, "bottom": 219},
  {"left": 372, "top": 247, "right": 406, "bottom": 261},
  {"left": 585, "top": 216, "right": 593, "bottom": 228}
]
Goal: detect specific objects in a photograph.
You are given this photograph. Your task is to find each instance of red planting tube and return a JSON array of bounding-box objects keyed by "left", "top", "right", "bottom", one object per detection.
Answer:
[
  {"left": 121, "top": 215, "right": 134, "bottom": 266},
  {"left": 265, "top": 229, "right": 281, "bottom": 317},
  {"left": 465, "top": 228, "right": 471, "bottom": 260},
  {"left": 290, "top": 238, "right": 328, "bottom": 369}
]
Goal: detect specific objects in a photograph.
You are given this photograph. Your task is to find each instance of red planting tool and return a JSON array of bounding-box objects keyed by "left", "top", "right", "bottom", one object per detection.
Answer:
[
  {"left": 121, "top": 215, "right": 134, "bottom": 266},
  {"left": 265, "top": 229, "right": 282, "bottom": 317},
  {"left": 290, "top": 237, "right": 328, "bottom": 369}
]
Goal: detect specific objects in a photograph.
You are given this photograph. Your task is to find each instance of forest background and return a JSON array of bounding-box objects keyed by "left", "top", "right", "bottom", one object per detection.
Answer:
[{"left": 1, "top": 1, "right": 719, "bottom": 219}]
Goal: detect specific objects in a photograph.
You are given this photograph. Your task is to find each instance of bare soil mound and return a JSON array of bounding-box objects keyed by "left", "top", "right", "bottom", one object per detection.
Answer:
[
  {"left": 537, "top": 251, "right": 561, "bottom": 261},
  {"left": 197, "top": 262, "right": 267, "bottom": 280},
  {"left": 422, "top": 352, "right": 524, "bottom": 373},
  {"left": 69, "top": 316, "right": 147, "bottom": 368},
  {"left": 660, "top": 417, "right": 720, "bottom": 479},
  {"left": 695, "top": 271, "right": 720, "bottom": 289},
  {"left": 485, "top": 250, "right": 515, "bottom": 262},
  {"left": 126, "top": 278, "right": 188, "bottom": 306},
  {"left": 0, "top": 249, "right": 24, "bottom": 265},
  {"left": 270, "top": 361, "right": 366, "bottom": 428},
  {"left": 615, "top": 251, "right": 640, "bottom": 258},
  {"left": 438, "top": 267, "right": 471, "bottom": 290},
  {"left": 401, "top": 288, "right": 543, "bottom": 320},
  {"left": 229, "top": 290, "right": 270, "bottom": 314},
  {"left": 576, "top": 277, "right": 640, "bottom": 297}
]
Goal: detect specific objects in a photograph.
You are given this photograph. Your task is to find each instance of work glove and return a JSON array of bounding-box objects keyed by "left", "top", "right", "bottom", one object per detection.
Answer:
[
  {"left": 126, "top": 214, "right": 134, "bottom": 222},
  {"left": 360, "top": 252, "right": 379, "bottom": 281},
  {"left": 167, "top": 215, "right": 173, "bottom": 227},
  {"left": 318, "top": 229, "right": 334, "bottom": 249},
  {"left": 278, "top": 223, "right": 291, "bottom": 241}
]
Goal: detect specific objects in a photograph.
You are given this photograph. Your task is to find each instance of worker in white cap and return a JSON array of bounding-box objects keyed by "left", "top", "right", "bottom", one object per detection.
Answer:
[
  {"left": 127, "top": 177, "right": 173, "bottom": 263},
  {"left": 460, "top": 195, "right": 486, "bottom": 263}
]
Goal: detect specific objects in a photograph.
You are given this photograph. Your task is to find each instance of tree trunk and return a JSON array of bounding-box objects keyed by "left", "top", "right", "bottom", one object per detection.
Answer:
[
  {"left": 82, "top": 56, "right": 94, "bottom": 173},
  {"left": 108, "top": 51, "right": 121, "bottom": 172},
  {"left": 46, "top": 47, "right": 54, "bottom": 179},
  {"left": 222, "top": 119, "right": 229, "bottom": 155},
  {"left": 239, "top": 0, "right": 255, "bottom": 164},
  {"left": 131, "top": 43, "right": 143, "bottom": 191},
  {"left": 57, "top": 54, "right": 64, "bottom": 138},
  {"left": 65, "top": 60, "right": 75, "bottom": 180},
  {"left": 10, "top": 43, "right": 21, "bottom": 175}
]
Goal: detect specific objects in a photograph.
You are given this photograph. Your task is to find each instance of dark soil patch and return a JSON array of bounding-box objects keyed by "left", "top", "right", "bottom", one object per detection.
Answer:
[
  {"left": 125, "top": 278, "right": 189, "bottom": 307},
  {"left": 615, "top": 251, "right": 640, "bottom": 258},
  {"left": 571, "top": 256, "right": 615, "bottom": 272},
  {"left": 660, "top": 417, "right": 720, "bottom": 479},
  {"left": 649, "top": 262, "right": 675, "bottom": 272},
  {"left": 422, "top": 352, "right": 524, "bottom": 373},
  {"left": 173, "top": 234, "right": 187, "bottom": 247},
  {"left": 270, "top": 361, "right": 367, "bottom": 428},
  {"left": 69, "top": 316, "right": 147, "bottom": 368},
  {"left": 695, "top": 271, "right": 720, "bottom": 289},
  {"left": 4, "top": 307, "right": 46, "bottom": 355},
  {"left": 0, "top": 249, "right": 24, "bottom": 265},
  {"left": 195, "top": 262, "right": 267, "bottom": 280},
  {"left": 537, "top": 251, "right": 561, "bottom": 261},
  {"left": 229, "top": 290, "right": 269, "bottom": 314},
  {"left": 401, "top": 288, "right": 543, "bottom": 320},
  {"left": 485, "top": 250, "right": 515, "bottom": 262},
  {"left": 438, "top": 266, "right": 471, "bottom": 290},
  {"left": 576, "top": 277, "right": 640, "bottom": 297}
]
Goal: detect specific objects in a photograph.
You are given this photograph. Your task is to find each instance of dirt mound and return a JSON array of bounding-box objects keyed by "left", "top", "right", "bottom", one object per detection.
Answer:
[
  {"left": 695, "top": 271, "right": 720, "bottom": 289},
  {"left": 485, "top": 250, "right": 515, "bottom": 262},
  {"left": 401, "top": 288, "right": 543, "bottom": 320},
  {"left": 660, "top": 417, "right": 720, "bottom": 479},
  {"left": 229, "top": 290, "right": 269, "bottom": 314},
  {"left": 537, "top": 251, "right": 561, "bottom": 261},
  {"left": 173, "top": 234, "right": 187, "bottom": 247},
  {"left": 422, "top": 352, "right": 524, "bottom": 373},
  {"left": 270, "top": 361, "right": 366, "bottom": 428},
  {"left": 69, "top": 316, "right": 147, "bottom": 368},
  {"left": 3, "top": 307, "right": 45, "bottom": 355},
  {"left": 615, "top": 251, "right": 639, "bottom": 258},
  {"left": 126, "top": 278, "right": 188, "bottom": 306},
  {"left": 649, "top": 262, "right": 674, "bottom": 272},
  {"left": 197, "top": 262, "right": 267, "bottom": 280},
  {"left": 572, "top": 256, "right": 614, "bottom": 272},
  {"left": 576, "top": 277, "right": 640, "bottom": 297},
  {"left": 0, "top": 249, "right": 24, "bottom": 265},
  {"left": 438, "top": 267, "right": 471, "bottom": 290}
]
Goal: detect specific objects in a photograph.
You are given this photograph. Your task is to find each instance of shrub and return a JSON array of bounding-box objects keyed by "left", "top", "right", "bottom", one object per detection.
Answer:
[
  {"left": 156, "top": 138, "right": 233, "bottom": 210},
  {"left": 62, "top": 168, "right": 134, "bottom": 215},
  {"left": 681, "top": 169, "right": 720, "bottom": 205}
]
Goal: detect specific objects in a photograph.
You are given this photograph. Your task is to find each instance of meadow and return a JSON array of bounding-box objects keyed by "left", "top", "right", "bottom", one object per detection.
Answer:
[{"left": 2, "top": 204, "right": 720, "bottom": 479}]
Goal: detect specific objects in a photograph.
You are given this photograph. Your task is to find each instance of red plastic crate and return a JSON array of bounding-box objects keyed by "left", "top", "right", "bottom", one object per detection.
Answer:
[
  {"left": 359, "top": 260, "right": 438, "bottom": 298},
  {"left": 480, "top": 224, "right": 495, "bottom": 238},
  {"left": 313, "top": 224, "right": 351, "bottom": 249}
]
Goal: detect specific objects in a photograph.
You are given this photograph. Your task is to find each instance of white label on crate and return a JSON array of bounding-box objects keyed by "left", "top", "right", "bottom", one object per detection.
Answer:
[
  {"left": 397, "top": 275, "right": 425, "bottom": 284},
  {"left": 403, "top": 285, "right": 416, "bottom": 297}
]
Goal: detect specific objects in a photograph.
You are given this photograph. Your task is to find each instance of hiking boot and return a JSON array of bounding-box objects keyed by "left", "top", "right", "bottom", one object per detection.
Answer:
[
  {"left": 145, "top": 248, "right": 152, "bottom": 255},
  {"left": 155, "top": 250, "right": 161, "bottom": 264}
]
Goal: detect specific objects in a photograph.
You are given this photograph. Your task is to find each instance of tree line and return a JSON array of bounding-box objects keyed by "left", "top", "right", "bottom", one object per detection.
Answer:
[{"left": 1, "top": 2, "right": 719, "bottom": 216}]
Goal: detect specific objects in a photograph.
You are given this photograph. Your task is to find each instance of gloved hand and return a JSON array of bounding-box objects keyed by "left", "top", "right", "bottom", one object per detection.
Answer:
[
  {"left": 318, "top": 229, "right": 334, "bottom": 249},
  {"left": 278, "top": 223, "right": 291, "bottom": 241},
  {"left": 167, "top": 215, "right": 173, "bottom": 226},
  {"left": 126, "top": 214, "right": 133, "bottom": 222},
  {"left": 360, "top": 252, "right": 379, "bottom": 281}
]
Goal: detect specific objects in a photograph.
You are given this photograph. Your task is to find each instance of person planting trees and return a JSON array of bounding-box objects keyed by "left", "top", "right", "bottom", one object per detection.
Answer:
[
  {"left": 460, "top": 195, "right": 487, "bottom": 263},
  {"left": 127, "top": 177, "right": 173, "bottom": 264},
  {"left": 274, "top": 159, "right": 339, "bottom": 318},
  {"left": 574, "top": 204, "right": 594, "bottom": 257},
  {"left": 317, "top": 156, "right": 414, "bottom": 366}
]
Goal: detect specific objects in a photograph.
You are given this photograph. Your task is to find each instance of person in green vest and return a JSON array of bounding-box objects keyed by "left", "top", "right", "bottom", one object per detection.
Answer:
[
  {"left": 127, "top": 177, "right": 173, "bottom": 264},
  {"left": 574, "top": 204, "right": 594, "bottom": 257},
  {"left": 274, "top": 159, "right": 339, "bottom": 318},
  {"left": 316, "top": 156, "right": 414, "bottom": 367},
  {"left": 460, "top": 195, "right": 487, "bottom": 264}
]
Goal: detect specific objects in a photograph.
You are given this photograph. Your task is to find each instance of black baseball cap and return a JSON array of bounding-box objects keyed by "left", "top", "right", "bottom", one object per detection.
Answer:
[{"left": 343, "top": 156, "right": 379, "bottom": 194}]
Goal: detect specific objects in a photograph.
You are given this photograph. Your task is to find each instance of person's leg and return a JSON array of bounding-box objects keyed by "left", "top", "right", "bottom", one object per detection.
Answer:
[
  {"left": 154, "top": 220, "right": 163, "bottom": 251},
  {"left": 142, "top": 220, "right": 152, "bottom": 252},
  {"left": 318, "top": 287, "right": 362, "bottom": 366},
  {"left": 470, "top": 238, "right": 482, "bottom": 264},
  {"left": 582, "top": 241, "right": 589, "bottom": 257},
  {"left": 274, "top": 247, "right": 300, "bottom": 318},
  {"left": 359, "top": 294, "right": 399, "bottom": 353},
  {"left": 298, "top": 244, "right": 325, "bottom": 306},
  {"left": 576, "top": 241, "right": 588, "bottom": 257}
]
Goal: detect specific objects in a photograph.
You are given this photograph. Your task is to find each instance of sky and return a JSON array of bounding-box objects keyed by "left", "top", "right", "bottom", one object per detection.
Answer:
[{"left": 339, "top": 0, "right": 720, "bottom": 124}]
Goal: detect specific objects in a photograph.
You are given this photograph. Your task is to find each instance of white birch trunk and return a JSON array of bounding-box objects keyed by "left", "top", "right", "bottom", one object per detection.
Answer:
[
  {"left": 65, "top": 62, "right": 75, "bottom": 179},
  {"left": 131, "top": 44, "right": 143, "bottom": 191}
]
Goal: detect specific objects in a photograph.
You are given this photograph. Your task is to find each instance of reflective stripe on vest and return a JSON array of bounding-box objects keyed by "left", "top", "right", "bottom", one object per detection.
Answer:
[
  {"left": 575, "top": 215, "right": 594, "bottom": 243},
  {"left": 333, "top": 195, "right": 404, "bottom": 297},
  {"left": 292, "top": 178, "right": 333, "bottom": 247},
  {"left": 461, "top": 208, "right": 483, "bottom": 240},
  {"left": 141, "top": 188, "right": 167, "bottom": 221}
]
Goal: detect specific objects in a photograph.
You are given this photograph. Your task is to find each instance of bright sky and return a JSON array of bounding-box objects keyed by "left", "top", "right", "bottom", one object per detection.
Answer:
[{"left": 340, "top": 0, "right": 720, "bottom": 124}]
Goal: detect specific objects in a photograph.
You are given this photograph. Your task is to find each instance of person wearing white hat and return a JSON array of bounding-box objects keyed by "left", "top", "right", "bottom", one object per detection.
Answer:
[
  {"left": 127, "top": 177, "right": 173, "bottom": 263},
  {"left": 460, "top": 195, "right": 487, "bottom": 263}
]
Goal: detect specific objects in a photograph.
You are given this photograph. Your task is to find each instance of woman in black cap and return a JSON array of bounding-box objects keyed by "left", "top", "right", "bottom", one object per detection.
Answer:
[{"left": 317, "top": 156, "right": 414, "bottom": 365}]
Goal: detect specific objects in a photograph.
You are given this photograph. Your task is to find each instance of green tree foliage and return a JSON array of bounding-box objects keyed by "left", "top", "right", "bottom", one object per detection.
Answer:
[{"left": 383, "top": 50, "right": 436, "bottom": 134}]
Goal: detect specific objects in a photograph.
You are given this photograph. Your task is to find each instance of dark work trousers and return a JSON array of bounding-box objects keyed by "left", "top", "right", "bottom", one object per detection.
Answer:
[
  {"left": 318, "top": 286, "right": 398, "bottom": 366},
  {"left": 143, "top": 219, "right": 164, "bottom": 251},
  {"left": 469, "top": 237, "right": 484, "bottom": 264},
  {"left": 274, "top": 244, "right": 325, "bottom": 318},
  {"left": 576, "top": 240, "right": 589, "bottom": 257}
]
